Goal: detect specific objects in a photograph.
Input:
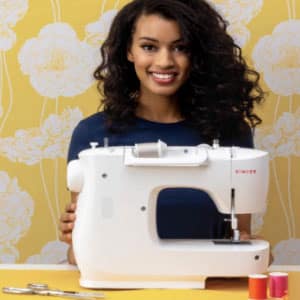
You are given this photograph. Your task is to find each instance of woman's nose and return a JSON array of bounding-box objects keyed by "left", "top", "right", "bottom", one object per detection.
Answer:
[{"left": 155, "top": 48, "right": 174, "bottom": 67}]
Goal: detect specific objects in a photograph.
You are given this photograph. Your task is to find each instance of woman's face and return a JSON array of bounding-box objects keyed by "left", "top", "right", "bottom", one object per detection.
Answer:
[{"left": 127, "top": 14, "right": 190, "bottom": 99}]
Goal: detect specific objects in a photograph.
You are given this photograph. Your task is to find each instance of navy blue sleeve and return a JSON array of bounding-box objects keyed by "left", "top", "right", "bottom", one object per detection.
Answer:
[{"left": 67, "top": 120, "right": 92, "bottom": 162}]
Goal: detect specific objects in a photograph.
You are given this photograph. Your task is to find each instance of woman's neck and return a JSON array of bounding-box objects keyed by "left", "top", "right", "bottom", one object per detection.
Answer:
[{"left": 135, "top": 94, "right": 183, "bottom": 123}]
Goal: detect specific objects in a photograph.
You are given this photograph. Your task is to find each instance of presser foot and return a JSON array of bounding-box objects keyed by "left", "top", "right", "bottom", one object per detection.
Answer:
[{"left": 213, "top": 239, "right": 251, "bottom": 245}]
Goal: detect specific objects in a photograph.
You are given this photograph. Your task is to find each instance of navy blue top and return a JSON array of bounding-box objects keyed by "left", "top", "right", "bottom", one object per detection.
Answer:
[{"left": 68, "top": 112, "right": 253, "bottom": 239}]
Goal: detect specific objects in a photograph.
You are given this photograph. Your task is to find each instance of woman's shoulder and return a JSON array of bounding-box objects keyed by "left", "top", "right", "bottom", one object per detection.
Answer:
[
  {"left": 68, "top": 111, "right": 106, "bottom": 162},
  {"left": 71, "top": 111, "right": 107, "bottom": 142},
  {"left": 76, "top": 111, "right": 105, "bottom": 129}
]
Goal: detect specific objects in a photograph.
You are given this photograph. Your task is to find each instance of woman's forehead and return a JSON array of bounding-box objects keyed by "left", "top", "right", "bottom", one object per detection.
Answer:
[{"left": 132, "top": 14, "right": 182, "bottom": 42}]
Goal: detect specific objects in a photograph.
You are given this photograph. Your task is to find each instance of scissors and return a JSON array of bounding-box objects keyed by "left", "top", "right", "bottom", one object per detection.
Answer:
[{"left": 2, "top": 283, "right": 105, "bottom": 299}]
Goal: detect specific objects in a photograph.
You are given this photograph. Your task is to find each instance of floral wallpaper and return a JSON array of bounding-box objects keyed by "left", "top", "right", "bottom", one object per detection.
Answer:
[{"left": 0, "top": 0, "right": 299, "bottom": 265}]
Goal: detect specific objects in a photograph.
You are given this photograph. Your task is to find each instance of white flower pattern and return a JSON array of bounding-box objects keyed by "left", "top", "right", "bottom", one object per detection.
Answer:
[
  {"left": 18, "top": 23, "right": 99, "bottom": 98},
  {"left": 252, "top": 20, "right": 300, "bottom": 96},
  {"left": 0, "top": 171, "right": 34, "bottom": 263},
  {"left": 0, "top": 108, "right": 83, "bottom": 164},
  {"left": 255, "top": 108, "right": 300, "bottom": 158},
  {"left": 85, "top": 10, "right": 118, "bottom": 47},
  {"left": 273, "top": 239, "right": 300, "bottom": 264},
  {"left": 26, "top": 240, "right": 68, "bottom": 264},
  {"left": 210, "top": 0, "right": 264, "bottom": 46},
  {"left": 0, "top": 0, "right": 28, "bottom": 51}
]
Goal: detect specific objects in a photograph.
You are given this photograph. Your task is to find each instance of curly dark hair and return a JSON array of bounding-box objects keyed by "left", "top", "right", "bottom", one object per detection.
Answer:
[{"left": 94, "top": 0, "right": 264, "bottom": 143}]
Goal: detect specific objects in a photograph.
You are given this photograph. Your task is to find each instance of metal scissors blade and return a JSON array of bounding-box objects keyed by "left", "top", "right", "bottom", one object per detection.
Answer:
[{"left": 2, "top": 283, "right": 105, "bottom": 299}]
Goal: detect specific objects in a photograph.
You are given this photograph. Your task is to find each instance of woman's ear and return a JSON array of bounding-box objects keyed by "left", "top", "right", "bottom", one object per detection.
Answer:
[{"left": 127, "top": 49, "right": 134, "bottom": 62}]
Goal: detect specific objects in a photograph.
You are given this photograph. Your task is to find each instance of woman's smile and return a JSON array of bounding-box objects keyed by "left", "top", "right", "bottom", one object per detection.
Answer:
[{"left": 150, "top": 71, "right": 178, "bottom": 84}]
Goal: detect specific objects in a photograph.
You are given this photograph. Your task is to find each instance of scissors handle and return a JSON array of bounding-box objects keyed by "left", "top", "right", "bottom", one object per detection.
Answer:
[
  {"left": 3, "top": 284, "right": 104, "bottom": 299},
  {"left": 2, "top": 287, "right": 34, "bottom": 294}
]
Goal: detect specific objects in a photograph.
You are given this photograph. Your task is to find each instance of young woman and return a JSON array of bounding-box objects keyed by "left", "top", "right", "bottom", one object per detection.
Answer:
[{"left": 59, "top": 0, "right": 264, "bottom": 264}]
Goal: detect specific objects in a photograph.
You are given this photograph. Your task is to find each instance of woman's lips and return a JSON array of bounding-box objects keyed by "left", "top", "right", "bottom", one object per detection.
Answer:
[{"left": 150, "top": 72, "right": 177, "bottom": 84}]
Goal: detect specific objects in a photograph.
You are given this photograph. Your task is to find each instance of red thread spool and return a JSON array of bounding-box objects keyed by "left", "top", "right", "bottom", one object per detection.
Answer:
[
  {"left": 248, "top": 274, "right": 268, "bottom": 300},
  {"left": 269, "top": 272, "right": 288, "bottom": 298}
]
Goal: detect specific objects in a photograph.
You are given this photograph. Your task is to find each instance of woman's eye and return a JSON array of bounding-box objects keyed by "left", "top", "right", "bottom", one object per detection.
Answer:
[
  {"left": 174, "top": 45, "right": 188, "bottom": 52},
  {"left": 141, "top": 44, "right": 156, "bottom": 52}
]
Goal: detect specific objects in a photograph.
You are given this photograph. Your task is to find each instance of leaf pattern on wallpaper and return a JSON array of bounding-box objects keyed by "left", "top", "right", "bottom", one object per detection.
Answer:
[
  {"left": 18, "top": 22, "right": 100, "bottom": 98},
  {"left": 0, "top": 108, "right": 83, "bottom": 164},
  {"left": 0, "top": 171, "right": 34, "bottom": 263},
  {"left": 210, "top": 0, "right": 264, "bottom": 46}
]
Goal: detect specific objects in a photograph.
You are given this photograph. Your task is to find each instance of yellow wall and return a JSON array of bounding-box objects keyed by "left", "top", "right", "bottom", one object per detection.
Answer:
[{"left": 0, "top": 0, "right": 299, "bottom": 264}]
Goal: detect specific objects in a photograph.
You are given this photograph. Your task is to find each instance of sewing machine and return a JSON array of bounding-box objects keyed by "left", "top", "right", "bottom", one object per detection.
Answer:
[{"left": 67, "top": 140, "right": 270, "bottom": 289}]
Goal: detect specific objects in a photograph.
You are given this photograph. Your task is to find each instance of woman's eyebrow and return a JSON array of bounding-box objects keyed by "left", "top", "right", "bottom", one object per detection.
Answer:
[{"left": 138, "top": 37, "right": 184, "bottom": 44}]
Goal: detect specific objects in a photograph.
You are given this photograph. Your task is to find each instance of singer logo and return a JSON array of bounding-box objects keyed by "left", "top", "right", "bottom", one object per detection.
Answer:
[{"left": 235, "top": 169, "right": 256, "bottom": 174}]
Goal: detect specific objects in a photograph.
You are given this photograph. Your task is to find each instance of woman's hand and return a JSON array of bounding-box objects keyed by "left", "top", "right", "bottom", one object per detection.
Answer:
[
  {"left": 59, "top": 201, "right": 76, "bottom": 244},
  {"left": 59, "top": 192, "right": 78, "bottom": 264}
]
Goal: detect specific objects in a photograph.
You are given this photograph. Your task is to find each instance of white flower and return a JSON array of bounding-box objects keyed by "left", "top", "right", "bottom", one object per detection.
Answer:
[
  {"left": 0, "top": 0, "right": 28, "bottom": 26},
  {"left": 0, "top": 243, "right": 19, "bottom": 263},
  {"left": 0, "top": 171, "right": 34, "bottom": 247},
  {"left": 210, "top": 0, "right": 264, "bottom": 47},
  {"left": 254, "top": 108, "right": 300, "bottom": 158},
  {"left": 26, "top": 240, "right": 68, "bottom": 264},
  {"left": 0, "top": 108, "right": 83, "bottom": 164},
  {"left": 85, "top": 10, "right": 118, "bottom": 47},
  {"left": 41, "top": 108, "right": 83, "bottom": 159},
  {"left": 0, "top": 129, "right": 45, "bottom": 165},
  {"left": 0, "top": 0, "right": 28, "bottom": 51},
  {"left": 252, "top": 20, "right": 300, "bottom": 96},
  {"left": 255, "top": 125, "right": 280, "bottom": 159},
  {"left": 18, "top": 23, "right": 100, "bottom": 98},
  {"left": 273, "top": 239, "right": 300, "bottom": 264}
]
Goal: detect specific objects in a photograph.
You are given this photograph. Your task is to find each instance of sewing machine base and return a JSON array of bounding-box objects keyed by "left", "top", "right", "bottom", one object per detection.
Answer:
[
  {"left": 76, "top": 240, "right": 269, "bottom": 290},
  {"left": 80, "top": 278, "right": 207, "bottom": 289}
]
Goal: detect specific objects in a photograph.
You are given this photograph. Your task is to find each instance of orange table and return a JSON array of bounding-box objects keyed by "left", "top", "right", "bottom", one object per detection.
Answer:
[{"left": 0, "top": 265, "right": 299, "bottom": 300}]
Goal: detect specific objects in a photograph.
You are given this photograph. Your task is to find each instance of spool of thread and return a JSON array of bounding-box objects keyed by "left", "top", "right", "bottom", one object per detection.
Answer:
[
  {"left": 133, "top": 140, "right": 167, "bottom": 157},
  {"left": 248, "top": 274, "right": 268, "bottom": 300},
  {"left": 269, "top": 272, "right": 288, "bottom": 299}
]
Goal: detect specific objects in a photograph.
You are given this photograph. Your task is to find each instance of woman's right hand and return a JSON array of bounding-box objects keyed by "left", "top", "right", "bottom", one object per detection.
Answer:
[
  {"left": 59, "top": 201, "right": 77, "bottom": 245},
  {"left": 59, "top": 192, "right": 78, "bottom": 264}
]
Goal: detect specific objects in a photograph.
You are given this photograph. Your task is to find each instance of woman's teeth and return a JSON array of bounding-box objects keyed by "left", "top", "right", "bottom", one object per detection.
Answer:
[{"left": 152, "top": 72, "right": 175, "bottom": 79}]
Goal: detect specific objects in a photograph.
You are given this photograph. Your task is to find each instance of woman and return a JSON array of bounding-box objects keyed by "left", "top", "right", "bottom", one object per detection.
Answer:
[{"left": 60, "top": 0, "right": 264, "bottom": 264}]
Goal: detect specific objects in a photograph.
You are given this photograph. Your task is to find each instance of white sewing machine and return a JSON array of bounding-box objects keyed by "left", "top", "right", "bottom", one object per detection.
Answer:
[{"left": 67, "top": 140, "right": 270, "bottom": 289}]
